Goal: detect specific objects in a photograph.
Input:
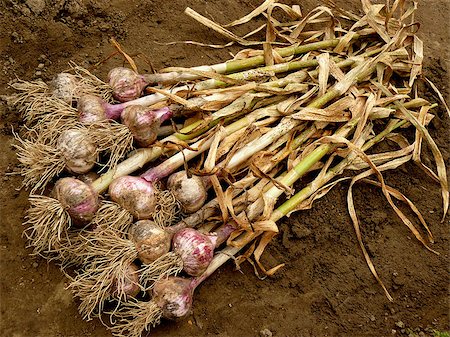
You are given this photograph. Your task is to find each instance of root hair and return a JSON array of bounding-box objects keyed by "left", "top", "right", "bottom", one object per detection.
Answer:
[
  {"left": 109, "top": 300, "right": 162, "bottom": 337},
  {"left": 139, "top": 252, "right": 183, "bottom": 290}
]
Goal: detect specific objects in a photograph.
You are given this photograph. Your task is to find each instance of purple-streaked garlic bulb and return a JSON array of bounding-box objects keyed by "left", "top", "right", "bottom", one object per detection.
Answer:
[
  {"left": 167, "top": 171, "right": 207, "bottom": 213},
  {"left": 57, "top": 129, "right": 97, "bottom": 174},
  {"left": 121, "top": 105, "right": 173, "bottom": 147},
  {"left": 128, "top": 220, "right": 171, "bottom": 264},
  {"left": 78, "top": 95, "right": 109, "bottom": 123},
  {"left": 52, "top": 177, "right": 99, "bottom": 225},
  {"left": 172, "top": 228, "right": 217, "bottom": 276},
  {"left": 77, "top": 94, "right": 125, "bottom": 123},
  {"left": 152, "top": 277, "right": 194, "bottom": 320},
  {"left": 108, "top": 67, "right": 147, "bottom": 102},
  {"left": 109, "top": 176, "right": 156, "bottom": 219},
  {"left": 111, "top": 263, "right": 141, "bottom": 299},
  {"left": 49, "top": 73, "right": 78, "bottom": 104}
]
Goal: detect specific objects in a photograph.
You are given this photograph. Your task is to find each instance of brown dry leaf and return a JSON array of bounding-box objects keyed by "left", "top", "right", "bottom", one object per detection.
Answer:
[
  {"left": 347, "top": 176, "right": 394, "bottom": 302},
  {"left": 144, "top": 86, "right": 194, "bottom": 109},
  {"left": 412, "top": 105, "right": 439, "bottom": 181},
  {"left": 349, "top": 153, "right": 437, "bottom": 254},
  {"left": 334, "top": 31, "right": 357, "bottom": 53},
  {"left": 353, "top": 93, "right": 376, "bottom": 143},
  {"left": 290, "top": 107, "right": 351, "bottom": 122},
  {"left": 249, "top": 161, "right": 293, "bottom": 197},
  {"left": 317, "top": 53, "right": 330, "bottom": 97},
  {"left": 216, "top": 128, "right": 248, "bottom": 160},
  {"left": 424, "top": 77, "right": 450, "bottom": 118},
  {"left": 209, "top": 175, "right": 229, "bottom": 224},
  {"left": 346, "top": 144, "right": 413, "bottom": 170},
  {"left": 251, "top": 220, "right": 279, "bottom": 233},
  {"left": 291, "top": 177, "right": 350, "bottom": 213},
  {"left": 290, "top": 6, "right": 334, "bottom": 40},
  {"left": 253, "top": 232, "right": 285, "bottom": 276},
  {"left": 276, "top": 87, "right": 318, "bottom": 114},
  {"left": 110, "top": 38, "right": 138, "bottom": 73},
  {"left": 409, "top": 35, "right": 423, "bottom": 87},
  {"left": 263, "top": 5, "right": 277, "bottom": 68},
  {"left": 154, "top": 39, "right": 235, "bottom": 49},
  {"left": 364, "top": 4, "right": 391, "bottom": 43},
  {"left": 224, "top": 0, "right": 275, "bottom": 27},
  {"left": 204, "top": 126, "right": 226, "bottom": 173},
  {"left": 375, "top": 82, "right": 449, "bottom": 220},
  {"left": 213, "top": 93, "right": 268, "bottom": 119},
  {"left": 362, "top": 179, "right": 434, "bottom": 243},
  {"left": 184, "top": 7, "right": 262, "bottom": 46}
]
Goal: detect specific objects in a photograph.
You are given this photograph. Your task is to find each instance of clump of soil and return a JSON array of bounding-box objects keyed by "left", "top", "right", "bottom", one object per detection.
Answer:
[{"left": 0, "top": 0, "right": 448, "bottom": 336}]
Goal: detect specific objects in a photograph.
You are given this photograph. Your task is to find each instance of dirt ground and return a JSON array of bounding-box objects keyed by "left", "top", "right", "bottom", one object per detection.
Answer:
[{"left": 0, "top": 0, "right": 449, "bottom": 337}]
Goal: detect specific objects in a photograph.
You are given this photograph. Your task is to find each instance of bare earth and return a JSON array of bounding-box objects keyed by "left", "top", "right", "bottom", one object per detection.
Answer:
[{"left": 0, "top": 1, "right": 449, "bottom": 337}]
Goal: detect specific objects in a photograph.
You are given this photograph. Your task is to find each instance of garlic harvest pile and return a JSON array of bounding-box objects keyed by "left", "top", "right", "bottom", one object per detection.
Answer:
[{"left": 10, "top": 1, "right": 448, "bottom": 337}]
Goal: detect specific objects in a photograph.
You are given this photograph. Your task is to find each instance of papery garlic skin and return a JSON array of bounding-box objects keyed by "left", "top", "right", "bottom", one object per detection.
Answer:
[
  {"left": 109, "top": 176, "right": 156, "bottom": 219},
  {"left": 152, "top": 277, "right": 193, "bottom": 320},
  {"left": 172, "top": 228, "right": 217, "bottom": 276},
  {"left": 53, "top": 177, "right": 99, "bottom": 225},
  {"left": 50, "top": 73, "right": 78, "bottom": 104},
  {"left": 57, "top": 129, "right": 97, "bottom": 174},
  {"left": 108, "top": 67, "right": 147, "bottom": 102},
  {"left": 167, "top": 171, "right": 207, "bottom": 214},
  {"left": 129, "top": 220, "right": 171, "bottom": 264}
]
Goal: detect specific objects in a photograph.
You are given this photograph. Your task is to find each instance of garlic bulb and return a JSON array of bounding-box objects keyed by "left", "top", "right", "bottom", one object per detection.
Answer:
[
  {"left": 52, "top": 177, "right": 99, "bottom": 225},
  {"left": 121, "top": 105, "right": 166, "bottom": 147},
  {"left": 108, "top": 67, "right": 147, "bottom": 102},
  {"left": 109, "top": 176, "right": 156, "bottom": 219},
  {"left": 78, "top": 94, "right": 108, "bottom": 123},
  {"left": 172, "top": 228, "right": 217, "bottom": 276},
  {"left": 129, "top": 220, "right": 171, "bottom": 264},
  {"left": 152, "top": 277, "right": 194, "bottom": 320},
  {"left": 50, "top": 73, "right": 78, "bottom": 104},
  {"left": 167, "top": 171, "right": 207, "bottom": 213},
  {"left": 111, "top": 263, "right": 141, "bottom": 299},
  {"left": 57, "top": 129, "right": 97, "bottom": 174}
]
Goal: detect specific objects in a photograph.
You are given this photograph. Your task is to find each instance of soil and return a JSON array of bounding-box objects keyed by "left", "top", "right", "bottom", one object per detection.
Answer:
[{"left": 0, "top": 0, "right": 449, "bottom": 337}]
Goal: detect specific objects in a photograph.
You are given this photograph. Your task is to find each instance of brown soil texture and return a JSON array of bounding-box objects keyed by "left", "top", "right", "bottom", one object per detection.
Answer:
[{"left": 0, "top": 1, "right": 449, "bottom": 337}]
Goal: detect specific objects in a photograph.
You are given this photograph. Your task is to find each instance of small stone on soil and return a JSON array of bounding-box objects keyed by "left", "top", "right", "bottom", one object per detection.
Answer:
[
  {"left": 26, "top": 0, "right": 46, "bottom": 14},
  {"left": 260, "top": 328, "right": 273, "bottom": 337},
  {"left": 395, "top": 321, "right": 405, "bottom": 328},
  {"left": 11, "top": 32, "right": 23, "bottom": 44}
]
